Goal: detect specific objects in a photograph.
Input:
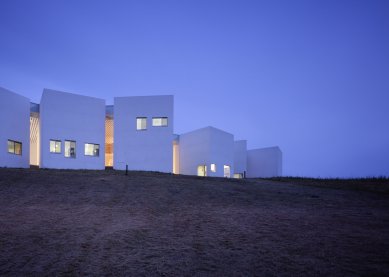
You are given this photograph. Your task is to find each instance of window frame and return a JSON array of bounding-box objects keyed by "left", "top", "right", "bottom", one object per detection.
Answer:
[
  {"left": 223, "top": 165, "right": 231, "bottom": 178},
  {"left": 84, "top": 143, "right": 100, "bottom": 157},
  {"left": 152, "top": 117, "right": 168, "bottom": 127},
  {"left": 7, "top": 140, "right": 22, "bottom": 155},
  {"left": 136, "top": 117, "right": 147, "bottom": 131},
  {"left": 49, "top": 139, "right": 62, "bottom": 154},
  {"left": 64, "top": 140, "right": 76, "bottom": 158}
]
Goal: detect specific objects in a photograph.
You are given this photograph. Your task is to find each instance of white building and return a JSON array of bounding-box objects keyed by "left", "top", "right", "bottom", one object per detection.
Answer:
[
  {"left": 247, "top": 146, "right": 282, "bottom": 178},
  {"left": 0, "top": 87, "right": 30, "bottom": 168},
  {"left": 114, "top": 95, "right": 173, "bottom": 172},
  {"left": 0, "top": 86, "right": 282, "bottom": 177},
  {"left": 178, "top": 126, "right": 234, "bottom": 177},
  {"left": 39, "top": 89, "right": 106, "bottom": 169}
]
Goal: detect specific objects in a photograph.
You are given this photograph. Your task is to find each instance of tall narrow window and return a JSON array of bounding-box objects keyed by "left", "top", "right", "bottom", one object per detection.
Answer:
[
  {"left": 210, "top": 163, "right": 216, "bottom": 172},
  {"left": 152, "top": 117, "right": 168, "bottom": 127},
  {"left": 50, "top": 140, "right": 61, "bottom": 153},
  {"left": 7, "top": 140, "right": 22, "bottom": 155},
  {"left": 65, "top": 140, "right": 76, "bottom": 158},
  {"left": 136, "top": 117, "right": 147, "bottom": 130},
  {"left": 85, "top": 143, "right": 99, "bottom": 157},
  {"left": 224, "top": 165, "right": 231, "bottom": 178}
]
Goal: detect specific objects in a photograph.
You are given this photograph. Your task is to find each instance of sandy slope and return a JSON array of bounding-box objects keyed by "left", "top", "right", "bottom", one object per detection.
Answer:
[{"left": 0, "top": 168, "right": 388, "bottom": 276}]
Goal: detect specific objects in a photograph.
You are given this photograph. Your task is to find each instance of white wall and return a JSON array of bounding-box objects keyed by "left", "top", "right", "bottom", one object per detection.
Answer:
[
  {"left": 39, "top": 89, "right": 105, "bottom": 169},
  {"left": 234, "top": 140, "right": 247, "bottom": 176},
  {"left": 247, "top": 146, "right": 282, "bottom": 177},
  {"left": 178, "top": 126, "right": 234, "bottom": 177},
  {"left": 114, "top": 95, "right": 173, "bottom": 172},
  {"left": 0, "top": 87, "right": 30, "bottom": 168}
]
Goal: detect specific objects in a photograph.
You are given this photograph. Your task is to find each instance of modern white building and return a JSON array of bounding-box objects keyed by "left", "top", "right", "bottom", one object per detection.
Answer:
[
  {"left": 247, "top": 146, "right": 282, "bottom": 178},
  {"left": 114, "top": 95, "right": 173, "bottom": 172},
  {"left": 39, "top": 89, "right": 106, "bottom": 169},
  {"left": 0, "top": 87, "right": 30, "bottom": 168},
  {"left": 0, "top": 86, "right": 282, "bottom": 177},
  {"left": 178, "top": 126, "right": 234, "bottom": 177}
]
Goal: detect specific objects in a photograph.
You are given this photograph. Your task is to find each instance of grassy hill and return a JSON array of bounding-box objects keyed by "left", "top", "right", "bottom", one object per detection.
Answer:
[{"left": 0, "top": 168, "right": 388, "bottom": 276}]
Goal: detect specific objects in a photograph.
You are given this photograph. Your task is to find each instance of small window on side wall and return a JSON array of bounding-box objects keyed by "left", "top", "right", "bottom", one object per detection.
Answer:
[
  {"left": 65, "top": 140, "right": 76, "bottom": 158},
  {"left": 85, "top": 143, "right": 99, "bottom": 157},
  {"left": 136, "top": 117, "right": 147, "bottom": 130},
  {"left": 7, "top": 140, "right": 22, "bottom": 155},
  {"left": 224, "top": 165, "right": 231, "bottom": 178},
  {"left": 50, "top": 140, "right": 61, "bottom": 153},
  {"left": 152, "top": 117, "right": 168, "bottom": 127},
  {"left": 233, "top": 173, "right": 243, "bottom": 179}
]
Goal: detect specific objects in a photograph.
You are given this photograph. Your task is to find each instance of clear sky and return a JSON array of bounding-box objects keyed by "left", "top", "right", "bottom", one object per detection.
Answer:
[{"left": 1, "top": 0, "right": 388, "bottom": 177}]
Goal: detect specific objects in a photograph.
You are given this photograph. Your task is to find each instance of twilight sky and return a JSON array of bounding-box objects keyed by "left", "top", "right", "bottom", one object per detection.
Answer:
[{"left": 1, "top": 0, "right": 388, "bottom": 177}]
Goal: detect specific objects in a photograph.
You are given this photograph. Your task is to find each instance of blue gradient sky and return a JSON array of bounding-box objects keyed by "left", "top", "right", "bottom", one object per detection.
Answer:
[{"left": 1, "top": 0, "right": 388, "bottom": 177}]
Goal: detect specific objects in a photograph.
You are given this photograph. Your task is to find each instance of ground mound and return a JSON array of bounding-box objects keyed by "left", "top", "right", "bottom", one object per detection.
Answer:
[{"left": 1, "top": 168, "right": 388, "bottom": 276}]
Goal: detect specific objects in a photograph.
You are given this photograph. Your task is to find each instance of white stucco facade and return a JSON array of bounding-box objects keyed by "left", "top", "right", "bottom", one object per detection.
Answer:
[
  {"left": 247, "top": 146, "right": 282, "bottom": 178},
  {"left": 178, "top": 126, "right": 234, "bottom": 177},
  {"left": 39, "top": 89, "right": 106, "bottom": 169},
  {"left": 0, "top": 86, "right": 282, "bottom": 177},
  {"left": 0, "top": 87, "right": 30, "bottom": 168},
  {"left": 234, "top": 140, "right": 247, "bottom": 178},
  {"left": 114, "top": 95, "right": 173, "bottom": 172}
]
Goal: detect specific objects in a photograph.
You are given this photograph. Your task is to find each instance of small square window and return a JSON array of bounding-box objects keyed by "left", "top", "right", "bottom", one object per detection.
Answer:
[
  {"left": 85, "top": 143, "right": 99, "bottom": 157},
  {"left": 7, "top": 140, "right": 22, "bottom": 155},
  {"left": 136, "top": 117, "right": 147, "bottom": 130},
  {"left": 50, "top": 140, "right": 61, "bottom": 153}
]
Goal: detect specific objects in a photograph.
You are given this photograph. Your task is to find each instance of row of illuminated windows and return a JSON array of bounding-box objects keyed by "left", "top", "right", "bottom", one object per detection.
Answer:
[
  {"left": 50, "top": 140, "right": 100, "bottom": 157},
  {"left": 209, "top": 164, "right": 244, "bottom": 178},
  {"left": 136, "top": 117, "right": 168, "bottom": 130},
  {"left": 7, "top": 140, "right": 22, "bottom": 155},
  {"left": 197, "top": 164, "right": 232, "bottom": 178}
]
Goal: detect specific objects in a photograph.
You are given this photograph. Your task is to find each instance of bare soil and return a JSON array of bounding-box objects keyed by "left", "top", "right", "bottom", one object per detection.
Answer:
[{"left": 0, "top": 168, "right": 388, "bottom": 276}]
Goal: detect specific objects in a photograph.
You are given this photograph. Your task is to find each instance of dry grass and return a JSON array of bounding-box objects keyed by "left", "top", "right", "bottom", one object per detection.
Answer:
[{"left": 0, "top": 168, "right": 388, "bottom": 276}]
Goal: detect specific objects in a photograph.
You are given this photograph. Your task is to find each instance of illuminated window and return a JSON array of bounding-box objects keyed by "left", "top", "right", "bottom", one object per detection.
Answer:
[
  {"left": 224, "top": 165, "right": 231, "bottom": 178},
  {"left": 65, "top": 140, "right": 76, "bottom": 158},
  {"left": 85, "top": 143, "right": 99, "bottom": 157},
  {"left": 50, "top": 140, "right": 61, "bottom": 153},
  {"left": 136, "top": 117, "right": 147, "bottom": 130},
  {"left": 233, "top": 173, "right": 243, "bottom": 179},
  {"left": 7, "top": 140, "right": 22, "bottom": 155},
  {"left": 152, "top": 117, "right": 168, "bottom": 127},
  {"left": 197, "top": 165, "right": 207, "bottom": 177},
  {"left": 210, "top": 163, "right": 216, "bottom": 172}
]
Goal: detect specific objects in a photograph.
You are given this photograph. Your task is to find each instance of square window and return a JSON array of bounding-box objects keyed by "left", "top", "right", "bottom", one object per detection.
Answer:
[
  {"left": 7, "top": 140, "right": 22, "bottom": 155},
  {"left": 85, "top": 143, "right": 99, "bottom": 157},
  {"left": 136, "top": 117, "right": 147, "bottom": 130},
  {"left": 50, "top": 140, "right": 61, "bottom": 153}
]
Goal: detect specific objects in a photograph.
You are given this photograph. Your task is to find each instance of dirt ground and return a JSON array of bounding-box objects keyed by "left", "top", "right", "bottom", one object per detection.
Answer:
[{"left": 0, "top": 168, "right": 388, "bottom": 276}]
